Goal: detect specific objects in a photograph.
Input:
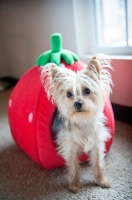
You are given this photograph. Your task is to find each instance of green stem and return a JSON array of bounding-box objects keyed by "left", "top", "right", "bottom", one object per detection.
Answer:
[{"left": 51, "top": 33, "right": 62, "bottom": 53}]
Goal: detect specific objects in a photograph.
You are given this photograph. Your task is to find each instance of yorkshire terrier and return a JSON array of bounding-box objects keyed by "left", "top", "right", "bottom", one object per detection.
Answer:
[{"left": 41, "top": 55, "right": 113, "bottom": 192}]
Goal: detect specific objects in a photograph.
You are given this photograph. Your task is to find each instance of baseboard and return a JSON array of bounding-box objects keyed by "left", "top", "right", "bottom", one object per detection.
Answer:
[
  {"left": 0, "top": 76, "right": 18, "bottom": 92},
  {"left": 112, "top": 103, "right": 132, "bottom": 125}
]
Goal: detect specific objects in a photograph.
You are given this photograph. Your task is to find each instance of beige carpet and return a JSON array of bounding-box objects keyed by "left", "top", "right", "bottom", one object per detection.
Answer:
[{"left": 0, "top": 89, "right": 132, "bottom": 200}]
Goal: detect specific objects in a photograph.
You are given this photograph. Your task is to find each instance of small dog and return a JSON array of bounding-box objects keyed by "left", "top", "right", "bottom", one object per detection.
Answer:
[{"left": 41, "top": 55, "right": 113, "bottom": 192}]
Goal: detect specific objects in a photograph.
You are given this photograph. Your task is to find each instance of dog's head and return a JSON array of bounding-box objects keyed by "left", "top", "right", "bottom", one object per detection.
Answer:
[{"left": 41, "top": 55, "right": 113, "bottom": 125}]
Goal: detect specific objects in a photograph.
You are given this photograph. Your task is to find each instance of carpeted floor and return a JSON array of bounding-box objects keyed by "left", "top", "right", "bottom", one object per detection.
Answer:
[{"left": 0, "top": 89, "right": 132, "bottom": 200}]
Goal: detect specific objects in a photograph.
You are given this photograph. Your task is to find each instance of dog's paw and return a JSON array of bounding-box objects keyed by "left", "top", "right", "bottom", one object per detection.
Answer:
[
  {"left": 69, "top": 181, "right": 80, "bottom": 193},
  {"left": 97, "top": 178, "right": 111, "bottom": 188}
]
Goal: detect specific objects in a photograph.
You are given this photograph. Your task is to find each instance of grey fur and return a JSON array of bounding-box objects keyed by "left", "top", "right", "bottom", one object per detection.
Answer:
[{"left": 52, "top": 108, "right": 64, "bottom": 139}]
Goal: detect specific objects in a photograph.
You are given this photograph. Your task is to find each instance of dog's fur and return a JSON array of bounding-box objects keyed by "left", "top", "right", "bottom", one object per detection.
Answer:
[{"left": 41, "top": 55, "right": 113, "bottom": 192}]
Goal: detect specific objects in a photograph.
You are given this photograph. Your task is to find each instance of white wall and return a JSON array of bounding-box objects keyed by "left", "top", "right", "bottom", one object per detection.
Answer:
[{"left": 0, "top": 0, "right": 77, "bottom": 78}]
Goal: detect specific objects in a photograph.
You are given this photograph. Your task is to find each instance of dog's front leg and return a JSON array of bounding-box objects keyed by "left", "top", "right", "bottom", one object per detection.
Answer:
[
  {"left": 65, "top": 150, "right": 80, "bottom": 193},
  {"left": 90, "top": 144, "right": 111, "bottom": 188}
]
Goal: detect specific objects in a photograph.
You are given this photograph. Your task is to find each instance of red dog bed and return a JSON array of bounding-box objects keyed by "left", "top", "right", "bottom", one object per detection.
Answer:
[{"left": 8, "top": 34, "right": 115, "bottom": 170}]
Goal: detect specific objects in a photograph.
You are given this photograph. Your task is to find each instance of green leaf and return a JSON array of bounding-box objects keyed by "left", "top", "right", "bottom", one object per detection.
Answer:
[
  {"left": 36, "top": 50, "right": 51, "bottom": 66},
  {"left": 61, "top": 50, "right": 74, "bottom": 65},
  {"left": 68, "top": 50, "right": 79, "bottom": 62}
]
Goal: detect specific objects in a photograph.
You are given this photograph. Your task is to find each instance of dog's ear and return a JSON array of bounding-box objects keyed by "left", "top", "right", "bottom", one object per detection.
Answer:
[
  {"left": 51, "top": 65, "right": 63, "bottom": 83},
  {"left": 49, "top": 64, "right": 67, "bottom": 85},
  {"left": 87, "top": 56, "right": 101, "bottom": 75},
  {"left": 41, "top": 63, "right": 63, "bottom": 83},
  {"left": 41, "top": 63, "right": 64, "bottom": 102},
  {"left": 85, "top": 55, "right": 113, "bottom": 95}
]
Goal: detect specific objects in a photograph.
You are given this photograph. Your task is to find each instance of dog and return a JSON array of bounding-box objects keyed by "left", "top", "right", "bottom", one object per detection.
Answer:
[{"left": 41, "top": 55, "right": 113, "bottom": 192}]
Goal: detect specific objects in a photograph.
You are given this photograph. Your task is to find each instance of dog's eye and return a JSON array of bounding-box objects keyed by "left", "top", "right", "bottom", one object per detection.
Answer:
[
  {"left": 83, "top": 88, "right": 90, "bottom": 95},
  {"left": 67, "top": 91, "right": 72, "bottom": 98}
]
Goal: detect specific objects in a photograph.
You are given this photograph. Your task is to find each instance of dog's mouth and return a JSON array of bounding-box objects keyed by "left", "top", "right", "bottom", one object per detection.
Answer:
[
  {"left": 77, "top": 110, "right": 82, "bottom": 112},
  {"left": 75, "top": 108, "right": 83, "bottom": 113},
  {"left": 74, "top": 108, "right": 90, "bottom": 115}
]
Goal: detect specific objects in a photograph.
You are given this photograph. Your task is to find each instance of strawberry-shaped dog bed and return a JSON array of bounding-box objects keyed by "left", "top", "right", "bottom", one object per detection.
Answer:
[{"left": 8, "top": 33, "right": 115, "bottom": 170}]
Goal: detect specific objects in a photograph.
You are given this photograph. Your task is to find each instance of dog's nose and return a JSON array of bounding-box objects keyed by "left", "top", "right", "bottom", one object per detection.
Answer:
[{"left": 74, "top": 102, "right": 82, "bottom": 110}]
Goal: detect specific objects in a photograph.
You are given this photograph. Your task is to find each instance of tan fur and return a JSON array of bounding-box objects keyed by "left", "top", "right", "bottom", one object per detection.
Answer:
[{"left": 41, "top": 54, "right": 113, "bottom": 192}]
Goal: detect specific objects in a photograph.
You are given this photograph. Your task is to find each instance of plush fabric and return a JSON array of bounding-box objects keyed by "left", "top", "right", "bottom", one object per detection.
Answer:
[
  {"left": 36, "top": 33, "right": 79, "bottom": 66},
  {"left": 8, "top": 61, "right": 115, "bottom": 170}
]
